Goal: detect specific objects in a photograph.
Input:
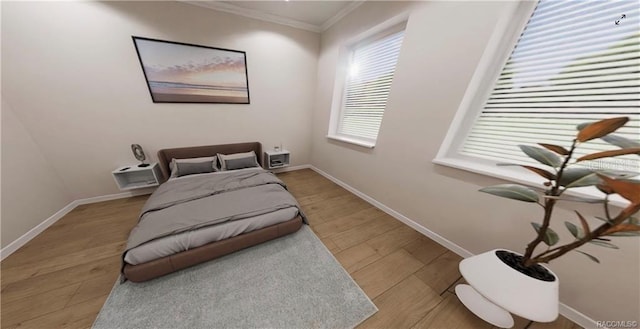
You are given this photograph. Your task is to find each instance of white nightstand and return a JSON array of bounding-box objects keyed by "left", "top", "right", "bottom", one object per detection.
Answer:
[
  {"left": 112, "top": 163, "right": 162, "bottom": 190},
  {"left": 264, "top": 149, "right": 290, "bottom": 169}
]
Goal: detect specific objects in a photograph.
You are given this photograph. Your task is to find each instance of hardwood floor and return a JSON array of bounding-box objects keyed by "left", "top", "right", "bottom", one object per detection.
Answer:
[{"left": 1, "top": 169, "right": 582, "bottom": 329}]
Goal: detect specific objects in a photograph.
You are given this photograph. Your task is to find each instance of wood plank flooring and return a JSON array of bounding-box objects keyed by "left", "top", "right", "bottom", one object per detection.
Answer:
[{"left": 1, "top": 169, "right": 582, "bottom": 329}]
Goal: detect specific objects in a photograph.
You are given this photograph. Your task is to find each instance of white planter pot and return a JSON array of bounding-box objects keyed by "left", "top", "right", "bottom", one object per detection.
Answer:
[{"left": 456, "top": 249, "right": 559, "bottom": 328}]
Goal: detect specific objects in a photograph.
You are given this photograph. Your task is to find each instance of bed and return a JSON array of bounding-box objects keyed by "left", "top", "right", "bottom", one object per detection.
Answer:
[{"left": 122, "top": 142, "right": 305, "bottom": 282}]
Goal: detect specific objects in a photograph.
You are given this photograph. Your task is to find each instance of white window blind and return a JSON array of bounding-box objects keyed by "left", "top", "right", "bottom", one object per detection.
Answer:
[
  {"left": 461, "top": 0, "right": 640, "bottom": 174},
  {"left": 337, "top": 28, "right": 405, "bottom": 143}
]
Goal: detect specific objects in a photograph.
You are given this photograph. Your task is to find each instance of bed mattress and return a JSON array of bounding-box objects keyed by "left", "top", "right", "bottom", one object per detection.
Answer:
[
  {"left": 124, "top": 206, "right": 298, "bottom": 265},
  {"left": 123, "top": 167, "right": 304, "bottom": 265}
]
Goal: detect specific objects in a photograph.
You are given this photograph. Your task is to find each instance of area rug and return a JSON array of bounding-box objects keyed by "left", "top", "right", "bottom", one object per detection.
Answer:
[{"left": 92, "top": 225, "right": 377, "bottom": 329}]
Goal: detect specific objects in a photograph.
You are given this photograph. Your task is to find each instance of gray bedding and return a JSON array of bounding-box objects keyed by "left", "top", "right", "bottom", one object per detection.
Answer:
[
  {"left": 124, "top": 207, "right": 299, "bottom": 265},
  {"left": 124, "top": 168, "right": 305, "bottom": 260}
]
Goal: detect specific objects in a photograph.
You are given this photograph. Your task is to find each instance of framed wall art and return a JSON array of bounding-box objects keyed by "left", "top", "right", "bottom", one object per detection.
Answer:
[{"left": 132, "top": 36, "right": 250, "bottom": 104}]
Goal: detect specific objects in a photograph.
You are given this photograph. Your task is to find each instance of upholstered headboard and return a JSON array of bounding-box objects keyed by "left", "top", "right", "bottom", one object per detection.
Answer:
[{"left": 156, "top": 142, "right": 262, "bottom": 182}]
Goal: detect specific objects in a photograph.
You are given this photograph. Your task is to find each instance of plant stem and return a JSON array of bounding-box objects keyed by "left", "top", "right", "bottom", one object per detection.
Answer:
[
  {"left": 522, "top": 139, "right": 578, "bottom": 267},
  {"left": 523, "top": 198, "right": 556, "bottom": 266},
  {"left": 531, "top": 224, "right": 607, "bottom": 263},
  {"left": 528, "top": 203, "right": 640, "bottom": 264}
]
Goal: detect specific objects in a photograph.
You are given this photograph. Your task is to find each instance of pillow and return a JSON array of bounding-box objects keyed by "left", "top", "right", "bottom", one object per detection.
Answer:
[
  {"left": 174, "top": 161, "right": 215, "bottom": 177},
  {"left": 225, "top": 157, "right": 260, "bottom": 170},
  {"left": 170, "top": 156, "right": 218, "bottom": 178},
  {"left": 217, "top": 151, "right": 259, "bottom": 171}
]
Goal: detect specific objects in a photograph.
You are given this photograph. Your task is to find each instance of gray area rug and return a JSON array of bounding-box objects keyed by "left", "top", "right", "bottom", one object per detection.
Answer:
[{"left": 93, "top": 225, "right": 377, "bottom": 329}]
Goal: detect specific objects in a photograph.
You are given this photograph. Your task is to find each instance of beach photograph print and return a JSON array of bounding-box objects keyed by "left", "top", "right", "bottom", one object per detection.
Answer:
[{"left": 132, "top": 37, "right": 250, "bottom": 104}]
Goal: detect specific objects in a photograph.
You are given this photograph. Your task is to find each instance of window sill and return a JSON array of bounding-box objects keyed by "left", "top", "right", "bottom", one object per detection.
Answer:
[
  {"left": 327, "top": 135, "right": 376, "bottom": 149},
  {"left": 432, "top": 156, "right": 630, "bottom": 209}
]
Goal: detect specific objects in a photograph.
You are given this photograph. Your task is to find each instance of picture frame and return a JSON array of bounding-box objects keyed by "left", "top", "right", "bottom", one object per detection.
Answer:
[{"left": 132, "top": 36, "right": 250, "bottom": 104}]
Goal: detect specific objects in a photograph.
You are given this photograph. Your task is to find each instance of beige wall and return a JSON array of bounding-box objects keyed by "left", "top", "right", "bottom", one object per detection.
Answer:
[
  {"left": 2, "top": 1, "right": 318, "bottom": 200},
  {"left": 311, "top": 0, "right": 639, "bottom": 322},
  {"left": 2, "top": 0, "right": 638, "bottom": 322},
  {"left": 2, "top": 1, "right": 318, "bottom": 250},
  {"left": 1, "top": 99, "right": 73, "bottom": 248}
]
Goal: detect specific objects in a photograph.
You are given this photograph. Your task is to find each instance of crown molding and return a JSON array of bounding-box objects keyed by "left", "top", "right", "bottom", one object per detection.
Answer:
[
  {"left": 321, "top": 0, "right": 365, "bottom": 32},
  {"left": 180, "top": 1, "right": 322, "bottom": 33},
  {"left": 179, "top": 1, "right": 366, "bottom": 34}
]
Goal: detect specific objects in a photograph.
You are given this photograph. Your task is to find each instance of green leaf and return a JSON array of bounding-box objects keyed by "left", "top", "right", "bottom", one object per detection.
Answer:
[
  {"left": 531, "top": 222, "right": 560, "bottom": 246},
  {"left": 588, "top": 240, "right": 619, "bottom": 249},
  {"left": 564, "top": 221, "right": 584, "bottom": 239},
  {"left": 479, "top": 184, "right": 539, "bottom": 203},
  {"left": 575, "top": 250, "right": 600, "bottom": 263},
  {"left": 602, "top": 134, "right": 640, "bottom": 149},
  {"left": 558, "top": 168, "right": 601, "bottom": 188},
  {"left": 600, "top": 170, "right": 637, "bottom": 179},
  {"left": 519, "top": 145, "right": 563, "bottom": 167}
]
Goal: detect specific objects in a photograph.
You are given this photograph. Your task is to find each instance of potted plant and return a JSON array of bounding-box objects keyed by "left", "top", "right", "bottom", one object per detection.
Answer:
[{"left": 455, "top": 117, "right": 640, "bottom": 328}]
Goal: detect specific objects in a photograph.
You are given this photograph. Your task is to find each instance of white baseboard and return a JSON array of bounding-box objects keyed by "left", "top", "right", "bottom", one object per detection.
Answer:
[
  {"left": 309, "top": 166, "right": 473, "bottom": 258},
  {"left": 0, "top": 189, "right": 151, "bottom": 261},
  {"left": 308, "top": 165, "right": 599, "bottom": 329},
  {"left": 0, "top": 201, "right": 77, "bottom": 261},
  {"left": 74, "top": 189, "right": 152, "bottom": 206},
  {"left": 559, "top": 304, "right": 599, "bottom": 329}
]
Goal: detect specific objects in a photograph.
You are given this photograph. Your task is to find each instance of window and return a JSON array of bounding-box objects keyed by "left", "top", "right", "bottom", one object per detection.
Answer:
[
  {"left": 435, "top": 0, "right": 639, "bottom": 201},
  {"left": 328, "top": 20, "right": 406, "bottom": 148}
]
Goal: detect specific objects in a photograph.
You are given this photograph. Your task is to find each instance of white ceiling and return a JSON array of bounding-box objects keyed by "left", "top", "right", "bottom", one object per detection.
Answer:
[
  {"left": 222, "top": 1, "right": 354, "bottom": 26},
  {"left": 181, "top": 1, "right": 364, "bottom": 32}
]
